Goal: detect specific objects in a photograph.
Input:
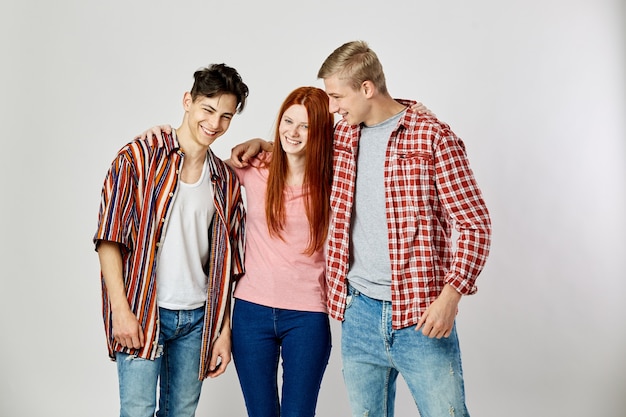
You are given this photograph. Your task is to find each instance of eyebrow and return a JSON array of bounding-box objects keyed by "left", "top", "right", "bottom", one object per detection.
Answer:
[{"left": 203, "top": 104, "right": 235, "bottom": 117}]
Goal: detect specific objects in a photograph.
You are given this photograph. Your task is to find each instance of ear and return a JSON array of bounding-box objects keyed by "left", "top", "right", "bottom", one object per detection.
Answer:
[
  {"left": 183, "top": 92, "right": 193, "bottom": 111},
  {"left": 361, "top": 81, "right": 375, "bottom": 98}
]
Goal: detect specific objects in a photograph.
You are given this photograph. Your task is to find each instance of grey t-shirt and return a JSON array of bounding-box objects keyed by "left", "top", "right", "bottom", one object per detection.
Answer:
[{"left": 347, "top": 110, "right": 405, "bottom": 301}]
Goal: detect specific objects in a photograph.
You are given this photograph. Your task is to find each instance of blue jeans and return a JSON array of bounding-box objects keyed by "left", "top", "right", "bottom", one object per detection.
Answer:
[
  {"left": 115, "top": 306, "right": 205, "bottom": 417},
  {"left": 342, "top": 286, "right": 469, "bottom": 417},
  {"left": 231, "top": 299, "right": 332, "bottom": 417}
]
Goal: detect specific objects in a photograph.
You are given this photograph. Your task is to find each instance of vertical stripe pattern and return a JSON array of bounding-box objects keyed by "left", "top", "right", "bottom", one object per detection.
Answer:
[{"left": 94, "top": 132, "right": 245, "bottom": 380}]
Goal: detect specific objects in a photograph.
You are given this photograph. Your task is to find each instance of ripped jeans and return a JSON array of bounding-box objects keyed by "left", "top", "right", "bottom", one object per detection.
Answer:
[
  {"left": 342, "top": 286, "right": 469, "bottom": 417},
  {"left": 115, "top": 306, "right": 205, "bottom": 417}
]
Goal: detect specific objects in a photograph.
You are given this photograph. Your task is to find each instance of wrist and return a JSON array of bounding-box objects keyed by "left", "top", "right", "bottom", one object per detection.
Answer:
[{"left": 442, "top": 284, "right": 462, "bottom": 302}]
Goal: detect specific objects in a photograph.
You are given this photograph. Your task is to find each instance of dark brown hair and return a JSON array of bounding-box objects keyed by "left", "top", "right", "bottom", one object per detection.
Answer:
[{"left": 190, "top": 63, "right": 249, "bottom": 112}]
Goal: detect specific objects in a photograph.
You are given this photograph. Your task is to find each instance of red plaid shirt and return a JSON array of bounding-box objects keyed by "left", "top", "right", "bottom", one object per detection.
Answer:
[{"left": 325, "top": 100, "right": 491, "bottom": 329}]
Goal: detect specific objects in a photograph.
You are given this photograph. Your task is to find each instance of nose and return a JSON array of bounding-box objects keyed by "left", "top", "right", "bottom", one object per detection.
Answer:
[
  {"left": 288, "top": 124, "right": 299, "bottom": 137},
  {"left": 206, "top": 114, "right": 220, "bottom": 130},
  {"left": 328, "top": 97, "right": 339, "bottom": 114}
]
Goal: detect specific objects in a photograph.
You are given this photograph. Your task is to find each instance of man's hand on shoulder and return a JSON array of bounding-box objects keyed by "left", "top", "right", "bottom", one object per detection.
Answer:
[{"left": 410, "top": 102, "right": 436, "bottom": 118}]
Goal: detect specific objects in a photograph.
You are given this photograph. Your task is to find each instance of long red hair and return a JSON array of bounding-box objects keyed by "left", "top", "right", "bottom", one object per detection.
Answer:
[{"left": 265, "top": 87, "right": 334, "bottom": 255}]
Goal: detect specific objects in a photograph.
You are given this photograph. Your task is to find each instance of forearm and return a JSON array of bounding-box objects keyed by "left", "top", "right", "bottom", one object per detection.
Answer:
[
  {"left": 220, "top": 290, "right": 232, "bottom": 334},
  {"left": 97, "top": 240, "right": 131, "bottom": 313},
  {"left": 435, "top": 136, "right": 492, "bottom": 293},
  {"left": 446, "top": 224, "right": 491, "bottom": 294}
]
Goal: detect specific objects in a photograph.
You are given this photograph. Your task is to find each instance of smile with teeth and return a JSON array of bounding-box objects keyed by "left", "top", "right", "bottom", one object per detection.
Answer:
[
  {"left": 284, "top": 137, "right": 301, "bottom": 145},
  {"left": 201, "top": 125, "right": 217, "bottom": 136}
]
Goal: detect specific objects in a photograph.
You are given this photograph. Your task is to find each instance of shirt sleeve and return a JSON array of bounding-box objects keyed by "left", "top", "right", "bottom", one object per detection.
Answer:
[
  {"left": 228, "top": 171, "right": 246, "bottom": 280},
  {"left": 93, "top": 151, "right": 136, "bottom": 253},
  {"left": 433, "top": 127, "right": 492, "bottom": 295}
]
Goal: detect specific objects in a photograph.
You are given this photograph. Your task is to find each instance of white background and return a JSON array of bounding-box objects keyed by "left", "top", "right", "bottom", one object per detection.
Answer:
[{"left": 1, "top": 0, "right": 624, "bottom": 416}]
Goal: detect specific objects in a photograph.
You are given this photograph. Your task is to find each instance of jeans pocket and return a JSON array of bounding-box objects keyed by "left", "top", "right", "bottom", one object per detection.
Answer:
[
  {"left": 345, "top": 285, "right": 359, "bottom": 310},
  {"left": 345, "top": 294, "right": 353, "bottom": 309}
]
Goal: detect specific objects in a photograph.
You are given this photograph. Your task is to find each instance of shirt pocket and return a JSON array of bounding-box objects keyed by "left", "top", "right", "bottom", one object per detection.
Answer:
[
  {"left": 396, "top": 151, "right": 434, "bottom": 201},
  {"left": 395, "top": 151, "right": 435, "bottom": 241}
]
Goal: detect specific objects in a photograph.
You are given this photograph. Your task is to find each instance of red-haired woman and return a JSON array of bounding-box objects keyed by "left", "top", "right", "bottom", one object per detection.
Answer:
[{"left": 228, "top": 86, "right": 334, "bottom": 417}]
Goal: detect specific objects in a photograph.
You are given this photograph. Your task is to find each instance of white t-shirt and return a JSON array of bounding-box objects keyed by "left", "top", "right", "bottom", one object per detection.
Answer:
[{"left": 157, "top": 157, "right": 216, "bottom": 309}]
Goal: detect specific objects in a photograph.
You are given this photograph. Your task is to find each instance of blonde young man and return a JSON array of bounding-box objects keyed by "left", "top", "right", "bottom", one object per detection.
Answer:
[{"left": 317, "top": 41, "right": 491, "bottom": 417}]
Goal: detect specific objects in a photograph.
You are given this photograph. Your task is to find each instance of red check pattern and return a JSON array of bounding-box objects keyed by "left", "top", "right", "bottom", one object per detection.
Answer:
[{"left": 325, "top": 100, "right": 491, "bottom": 329}]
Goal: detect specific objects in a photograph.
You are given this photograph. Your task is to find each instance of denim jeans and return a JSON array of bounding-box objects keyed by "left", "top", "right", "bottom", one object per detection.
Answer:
[
  {"left": 231, "top": 299, "right": 332, "bottom": 417},
  {"left": 342, "top": 286, "right": 469, "bottom": 417},
  {"left": 115, "top": 306, "right": 205, "bottom": 417}
]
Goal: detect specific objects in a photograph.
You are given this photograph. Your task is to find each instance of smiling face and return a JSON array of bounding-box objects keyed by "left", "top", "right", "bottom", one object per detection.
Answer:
[
  {"left": 278, "top": 104, "right": 309, "bottom": 158},
  {"left": 182, "top": 92, "right": 237, "bottom": 151},
  {"left": 323, "top": 73, "right": 369, "bottom": 127}
]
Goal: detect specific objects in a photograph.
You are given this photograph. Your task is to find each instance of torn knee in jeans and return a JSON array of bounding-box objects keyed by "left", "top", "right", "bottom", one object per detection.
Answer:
[
  {"left": 123, "top": 344, "right": 164, "bottom": 361},
  {"left": 155, "top": 344, "right": 164, "bottom": 358}
]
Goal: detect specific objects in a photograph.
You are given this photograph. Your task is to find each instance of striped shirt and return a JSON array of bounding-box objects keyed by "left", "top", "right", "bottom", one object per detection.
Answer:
[
  {"left": 326, "top": 100, "right": 491, "bottom": 329},
  {"left": 93, "top": 131, "right": 245, "bottom": 379}
]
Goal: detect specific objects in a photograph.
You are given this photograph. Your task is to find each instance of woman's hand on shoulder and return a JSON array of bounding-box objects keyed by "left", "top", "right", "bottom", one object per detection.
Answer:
[{"left": 135, "top": 125, "right": 173, "bottom": 148}]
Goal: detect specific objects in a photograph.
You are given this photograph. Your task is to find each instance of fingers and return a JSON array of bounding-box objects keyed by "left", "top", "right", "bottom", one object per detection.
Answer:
[
  {"left": 150, "top": 128, "right": 161, "bottom": 141},
  {"left": 113, "top": 315, "right": 145, "bottom": 349},
  {"left": 420, "top": 322, "right": 449, "bottom": 339},
  {"left": 135, "top": 130, "right": 154, "bottom": 142},
  {"left": 260, "top": 140, "right": 274, "bottom": 152},
  {"left": 230, "top": 146, "right": 249, "bottom": 168},
  {"left": 241, "top": 148, "right": 259, "bottom": 163},
  {"left": 410, "top": 101, "right": 436, "bottom": 117},
  {"left": 230, "top": 139, "right": 269, "bottom": 167},
  {"left": 415, "top": 313, "right": 452, "bottom": 339},
  {"left": 114, "top": 331, "right": 144, "bottom": 349},
  {"left": 135, "top": 125, "right": 172, "bottom": 146},
  {"left": 415, "top": 311, "right": 427, "bottom": 332},
  {"left": 228, "top": 152, "right": 248, "bottom": 168},
  {"left": 207, "top": 353, "right": 231, "bottom": 378}
]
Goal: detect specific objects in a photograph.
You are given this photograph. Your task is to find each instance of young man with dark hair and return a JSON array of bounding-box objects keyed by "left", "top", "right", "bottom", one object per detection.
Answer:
[{"left": 94, "top": 63, "right": 248, "bottom": 417}]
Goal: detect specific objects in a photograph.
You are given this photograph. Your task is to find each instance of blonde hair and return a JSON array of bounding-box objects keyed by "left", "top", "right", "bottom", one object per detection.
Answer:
[{"left": 317, "top": 40, "right": 387, "bottom": 94}]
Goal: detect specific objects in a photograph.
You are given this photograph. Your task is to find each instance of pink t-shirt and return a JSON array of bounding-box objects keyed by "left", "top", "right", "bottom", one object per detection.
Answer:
[{"left": 232, "top": 155, "right": 327, "bottom": 313}]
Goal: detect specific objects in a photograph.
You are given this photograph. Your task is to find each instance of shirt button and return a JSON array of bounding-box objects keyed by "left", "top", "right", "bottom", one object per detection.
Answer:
[{"left": 169, "top": 192, "right": 174, "bottom": 197}]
